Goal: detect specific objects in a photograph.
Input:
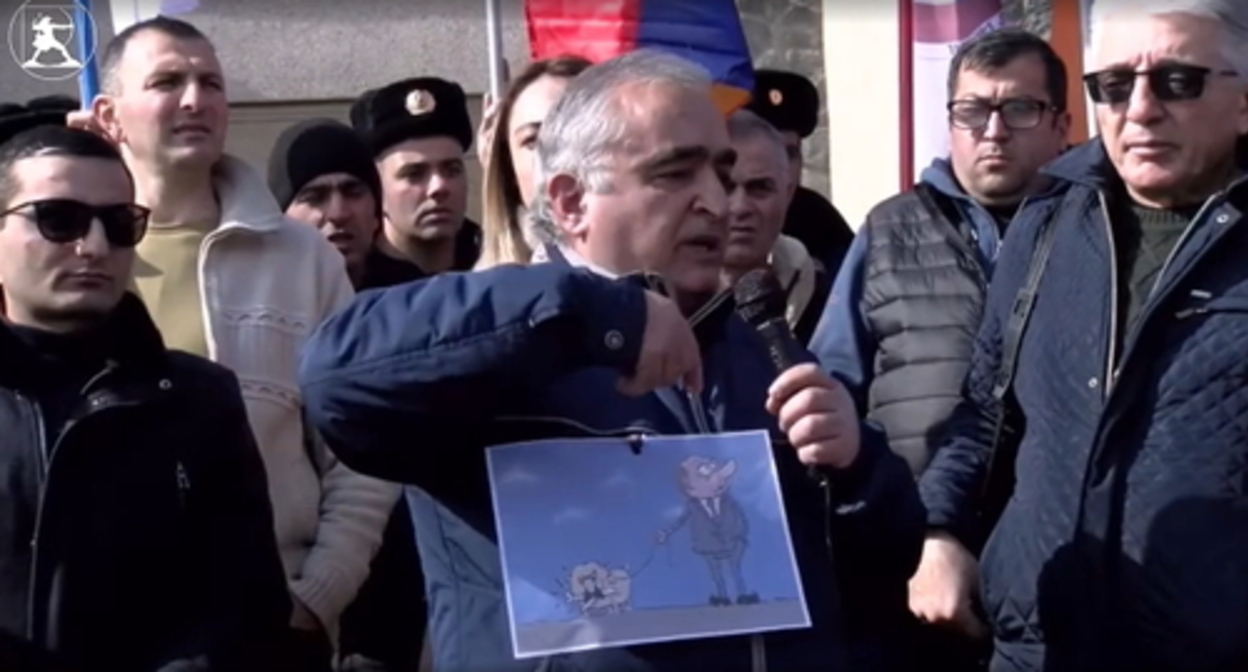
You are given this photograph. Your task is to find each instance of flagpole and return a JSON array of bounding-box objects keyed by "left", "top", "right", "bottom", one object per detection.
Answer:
[
  {"left": 485, "top": 0, "right": 505, "bottom": 100},
  {"left": 897, "top": 0, "right": 914, "bottom": 189},
  {"left": 76, "top": 0, "right": 99, "bottom": 105}
]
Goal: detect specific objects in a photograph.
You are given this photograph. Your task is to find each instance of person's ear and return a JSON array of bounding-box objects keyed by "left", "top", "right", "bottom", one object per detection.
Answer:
[
  {"left": 546, "top": 173, "right": 587, "bottom": 238},
  {"left": 91, "top": 94, "right": 125, "bottom": 145}
]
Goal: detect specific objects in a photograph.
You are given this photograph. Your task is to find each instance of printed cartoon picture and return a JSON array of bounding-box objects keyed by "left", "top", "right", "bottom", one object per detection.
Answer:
[
  {"left": 656, "top": 456, "right": 759, "bottom": 607},
  {"left": 487, "top": 431, "right": 810, "bottom": 659}
]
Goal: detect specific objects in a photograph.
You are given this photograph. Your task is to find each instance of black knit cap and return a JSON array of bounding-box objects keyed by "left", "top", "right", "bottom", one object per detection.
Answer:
[
  {"left": 0, "top": 105, "right": 68, "bottom": 148},
  {"left": 267, "top": 118, "right": 382, "bottom": 212},
  {"left": 746, "top": 69, "right": 820, "bottom": 139},
  {"left": 349, "top": 77, "right": 473, "bottom": 157}
]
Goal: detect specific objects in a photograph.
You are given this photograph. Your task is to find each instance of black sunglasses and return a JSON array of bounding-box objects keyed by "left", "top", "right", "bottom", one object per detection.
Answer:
[
  {"left": 0, "top": 199, "right": 150, "bottom": 248},
  {"left": 947, "top": 98, "right": 1058, "bottom": 131},
  {"left": 1083, "top": 63, "right": 1239, "bottom": 104}
]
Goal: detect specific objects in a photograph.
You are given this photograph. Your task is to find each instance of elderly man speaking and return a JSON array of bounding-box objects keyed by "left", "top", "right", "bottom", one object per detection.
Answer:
[
  {"left": 299, "top": 49, "right": 922, "bottom": 672},
  {"left": 914, "top": 0, "right": 1248, "bottom": 670}
]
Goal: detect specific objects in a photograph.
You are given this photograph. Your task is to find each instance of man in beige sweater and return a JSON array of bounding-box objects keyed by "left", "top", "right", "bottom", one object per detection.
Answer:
[{"left": 76, "top": 16, "right": 399, "bottom": 671}]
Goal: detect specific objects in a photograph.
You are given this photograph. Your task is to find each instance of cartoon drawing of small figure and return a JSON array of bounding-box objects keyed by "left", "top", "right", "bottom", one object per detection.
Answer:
[
  {"left": 23, "top": 14, "right": 82, "bottom": 69},
  {"left": 557, "top": 562, "right": 632, "bottom": 617},
  {"left": 656, "top": 456, "right": 760, "bottom": 607}
]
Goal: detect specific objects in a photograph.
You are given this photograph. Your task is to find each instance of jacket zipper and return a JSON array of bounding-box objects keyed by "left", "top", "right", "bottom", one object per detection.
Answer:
[
  {"left": 25, "top": 386, "right": 141, "bottom": 643},
  {"left": 24, "top": 396, "right": 47, "bottom": 641},
  {"left": 1098, "top": 191, "right": 1119, "bottom": 397},
  {"left": 1107, "top": 178, "right": 1245, "bottom": 392},
  {"left": 176, "top": 462, "right": 191, "bottom": 510}
]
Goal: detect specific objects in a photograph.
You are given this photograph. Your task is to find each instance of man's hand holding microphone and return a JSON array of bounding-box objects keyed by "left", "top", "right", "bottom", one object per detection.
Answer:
[{"left": 617, "top": 268, "right": 862, "bottom": 472}]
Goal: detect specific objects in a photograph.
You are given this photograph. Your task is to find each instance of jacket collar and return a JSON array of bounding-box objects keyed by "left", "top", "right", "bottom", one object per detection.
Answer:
[
  {"left": 214, "top": 155, "right": 291, "bottom": 234},
  {"left": 539, "top": 243, "right": 738, "bottom": 349},
  {"left": 768, "top": 234, "right": 817, "bottom": 328},
  {"left": 0, "top": 292, "right": 171, "bottom": 388}
]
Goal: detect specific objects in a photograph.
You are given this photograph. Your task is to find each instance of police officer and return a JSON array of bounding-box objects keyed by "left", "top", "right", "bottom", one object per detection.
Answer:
[
  {"left": 747, "top": 69, "right": 854, "bottom": 276},
  {"left": 350, "top": 77, "right": 482, "bottom": 288}
]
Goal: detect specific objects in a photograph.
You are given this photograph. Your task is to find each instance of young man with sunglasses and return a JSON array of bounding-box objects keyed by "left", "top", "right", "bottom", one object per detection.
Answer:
[
  {"left": 0, "top": 122, "right": 291, "bottom": 670},
  {"left": 917, "top": 1, "right": 1248, "bottom": 670},
  {"left": 811, "top": 27, "right": 1069, "bottom": 670}
]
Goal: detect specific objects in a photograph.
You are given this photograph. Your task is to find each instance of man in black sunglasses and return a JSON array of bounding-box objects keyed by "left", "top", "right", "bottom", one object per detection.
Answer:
[
  {"left": 0, "top": 123, "right": 291, "bottom": 669},
  {"left": 919, "top": 1, "right": 1248, "bottom": 670}
]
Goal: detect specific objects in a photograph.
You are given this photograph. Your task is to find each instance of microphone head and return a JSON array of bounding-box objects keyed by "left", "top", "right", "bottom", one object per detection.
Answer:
[{"left": 733, "top": 268, "right": 788, "bottom": 328}]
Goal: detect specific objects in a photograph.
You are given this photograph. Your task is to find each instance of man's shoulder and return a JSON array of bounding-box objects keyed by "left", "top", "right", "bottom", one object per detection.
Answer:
[{"left": 863, "top": 188, "right": 932, "bottom": 225}]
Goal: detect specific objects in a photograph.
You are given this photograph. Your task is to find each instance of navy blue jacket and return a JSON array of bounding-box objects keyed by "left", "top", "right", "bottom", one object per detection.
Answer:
[
  {"left": 298, "top": 260, "right": 924, "bottom": 672},
  {"left": 920, "top": 139, "right": 1248, "bottom": 672}
]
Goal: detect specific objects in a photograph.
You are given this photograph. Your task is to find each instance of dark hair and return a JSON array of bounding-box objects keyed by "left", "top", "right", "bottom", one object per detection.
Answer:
[
  {"left": 947, "top": 27, "right": 1068, "bottom": 112},
  {"left": 99, "top": 16, "right": 210, "bottom": 94},
  {"left": 0, "top": 127, "right": 128, "bottom": 206}
]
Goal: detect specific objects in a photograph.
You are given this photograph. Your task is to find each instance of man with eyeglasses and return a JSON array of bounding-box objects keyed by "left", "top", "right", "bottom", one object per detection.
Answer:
[
  {"left": 811, "top": 27, "right": 1069, "bottom": 669},
  {"left": 0, "top": 121, "right": 291, "bottom": 670},
  {"left": 916, "top": 1, "right": 1248, "bottom": 670}
]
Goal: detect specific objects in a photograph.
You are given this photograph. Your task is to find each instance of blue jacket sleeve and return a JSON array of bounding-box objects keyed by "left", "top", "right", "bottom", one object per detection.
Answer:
[
  {"left": 297, "top": 263, "right": 648, "bottom": 484},
  {"left": 917, "top": 203, "right": 1048, "bottom": 547},
  {"left": 810, "top": 226, "right": 875, "bottom": 412},
  {"left": 823, "top": 422, "right": 926, "bottom": 585}
]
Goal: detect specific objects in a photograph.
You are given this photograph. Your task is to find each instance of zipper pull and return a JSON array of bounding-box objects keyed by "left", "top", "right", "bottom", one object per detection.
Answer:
[{"left": 175, "top": 462, "right": 190, "bottom": 507}]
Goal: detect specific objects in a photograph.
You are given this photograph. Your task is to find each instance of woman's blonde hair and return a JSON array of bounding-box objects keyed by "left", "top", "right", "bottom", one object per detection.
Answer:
[{"left": 476, "top": 55, "right": 592, "bottom": 270}]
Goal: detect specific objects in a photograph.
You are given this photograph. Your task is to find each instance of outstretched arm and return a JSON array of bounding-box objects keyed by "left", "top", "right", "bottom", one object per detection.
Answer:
[{"left": 299, "top": 263, "right": 647, "bottom": 486}]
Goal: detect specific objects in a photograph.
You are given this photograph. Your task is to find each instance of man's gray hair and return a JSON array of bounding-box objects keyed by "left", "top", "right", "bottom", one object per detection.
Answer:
[
  {"left": 726, "top": 109, "right": 790, "bottom": 177},
  {"left": 1089, "top": 0, "right": 1248, "bottom": 79},
  {"left": 530, "top": 49, "right": 713, "bottom": 243}
]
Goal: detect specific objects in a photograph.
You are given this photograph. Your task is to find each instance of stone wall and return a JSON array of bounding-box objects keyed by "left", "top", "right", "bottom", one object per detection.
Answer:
[{"left": 736, "top": 0, "right": 831, "bottom": 197}]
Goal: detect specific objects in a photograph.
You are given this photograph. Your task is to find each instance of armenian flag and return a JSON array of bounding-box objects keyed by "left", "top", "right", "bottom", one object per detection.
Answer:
[{"left": 525, "top": 0, "right": 755, "bottom": 114}]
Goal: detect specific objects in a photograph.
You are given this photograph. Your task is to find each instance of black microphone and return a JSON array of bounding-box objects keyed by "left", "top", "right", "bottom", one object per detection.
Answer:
[
  {"left": 734, "top": 269, "right": 834, "bottom": 488},
  {"left": 732, "top": 268, "right": 812, "bottom": 374}
]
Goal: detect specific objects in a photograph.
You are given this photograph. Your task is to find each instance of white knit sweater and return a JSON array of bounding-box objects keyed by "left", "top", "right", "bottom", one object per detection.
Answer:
[{"left": 199, "top": 157, "right": 400, "bottom": 642}]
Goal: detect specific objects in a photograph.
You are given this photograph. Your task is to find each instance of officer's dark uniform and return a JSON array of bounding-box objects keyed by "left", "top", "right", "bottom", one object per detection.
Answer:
[
  {"left": 349, "top": 77, "right": 482, "bottom": 290},
  {"left": 339, "top": 76, "right": 487, "bottom": 672},
  {"left": 747, "top": 69, "right": 854, "bottom": 278}
]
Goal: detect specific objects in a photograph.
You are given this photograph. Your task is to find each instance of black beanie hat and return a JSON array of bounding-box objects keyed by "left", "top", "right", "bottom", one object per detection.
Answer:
[{"left": 267, "top": 118, "right": 382, "bottom": 212}]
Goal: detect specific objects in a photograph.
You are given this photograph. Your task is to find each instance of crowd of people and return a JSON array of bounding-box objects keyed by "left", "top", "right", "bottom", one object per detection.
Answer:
[{"left": 0, "top": 0, "right": 1245, "bottom": 670}]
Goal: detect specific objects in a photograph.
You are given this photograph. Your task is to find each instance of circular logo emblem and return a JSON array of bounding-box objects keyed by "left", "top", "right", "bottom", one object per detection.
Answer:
[
  {"left": 8, "top": 0, "right": 97, "bottom": 82},
  {"left": 768, "top": 88, "right": 783, "bottom": 106},
  {"left": 405, "top": 88, "right": 436, "bottom": 116}
]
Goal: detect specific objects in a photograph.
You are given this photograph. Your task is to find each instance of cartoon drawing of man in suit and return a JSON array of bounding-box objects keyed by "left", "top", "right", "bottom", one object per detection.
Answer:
[{"left": 656, "top": 456, "right": 760, "bottom": 606}]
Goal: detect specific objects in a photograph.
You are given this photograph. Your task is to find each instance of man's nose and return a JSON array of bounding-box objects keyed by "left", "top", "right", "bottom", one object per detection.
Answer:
[
  {"left": 427, "top": 172, "right": 450, "bottom": 198},
  {"left": 982, "top": 110, "right": 1012, "bottom": 142},
  {"left": 1125, "top": 76, "right": 1166, "bottom": 125},
  {"left": 324, "top": 191, "right": 351, "bottom": 222},
  {"left": 727, "top": 186, "right": 751, "bottom": 218},
  {"left": 697, "top": 170, "right": 729, "bottom": 219},
  {"left": 75, "top": 220, "right": 111, "bottom": 257}
]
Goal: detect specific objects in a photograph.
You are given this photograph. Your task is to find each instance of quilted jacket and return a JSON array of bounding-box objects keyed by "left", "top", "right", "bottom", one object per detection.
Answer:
[{"left": 920, "top": 139, "right": 1248, "bottom": 672}]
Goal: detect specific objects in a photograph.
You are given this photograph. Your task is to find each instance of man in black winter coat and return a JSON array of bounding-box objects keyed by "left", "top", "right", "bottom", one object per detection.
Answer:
[{"left": 0, "top": 121, "right": 290, "bottom": 670}]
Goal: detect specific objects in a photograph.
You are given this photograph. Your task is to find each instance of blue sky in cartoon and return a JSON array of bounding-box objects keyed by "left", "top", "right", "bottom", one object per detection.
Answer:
[{"left": 488, "top": 431, "right": 804, "bottom": 625}]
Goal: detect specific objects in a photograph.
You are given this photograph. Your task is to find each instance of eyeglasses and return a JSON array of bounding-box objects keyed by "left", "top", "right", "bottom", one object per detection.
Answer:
[
  {"left": 947, "top": 99, "right": 1057, "bottom": 131},
  {"left": 0, "top": 199, "right": 150, "bottom": 248},
  {"left": 1083, "top": 63, "right": 1239, "bottom": 104}
]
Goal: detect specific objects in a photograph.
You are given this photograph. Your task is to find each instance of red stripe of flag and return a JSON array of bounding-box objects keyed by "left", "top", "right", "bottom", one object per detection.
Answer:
[
  {"left": 912, "top": 0, "right": 1002, "bottom": 44},
  {"left": 526, "top": 0, "right": 643, "bottom": 62}
]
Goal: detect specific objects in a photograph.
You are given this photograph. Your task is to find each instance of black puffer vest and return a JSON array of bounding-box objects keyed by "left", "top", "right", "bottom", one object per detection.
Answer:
[{"left": 861, "top": 184, "right": 988, "bottom": 475}]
